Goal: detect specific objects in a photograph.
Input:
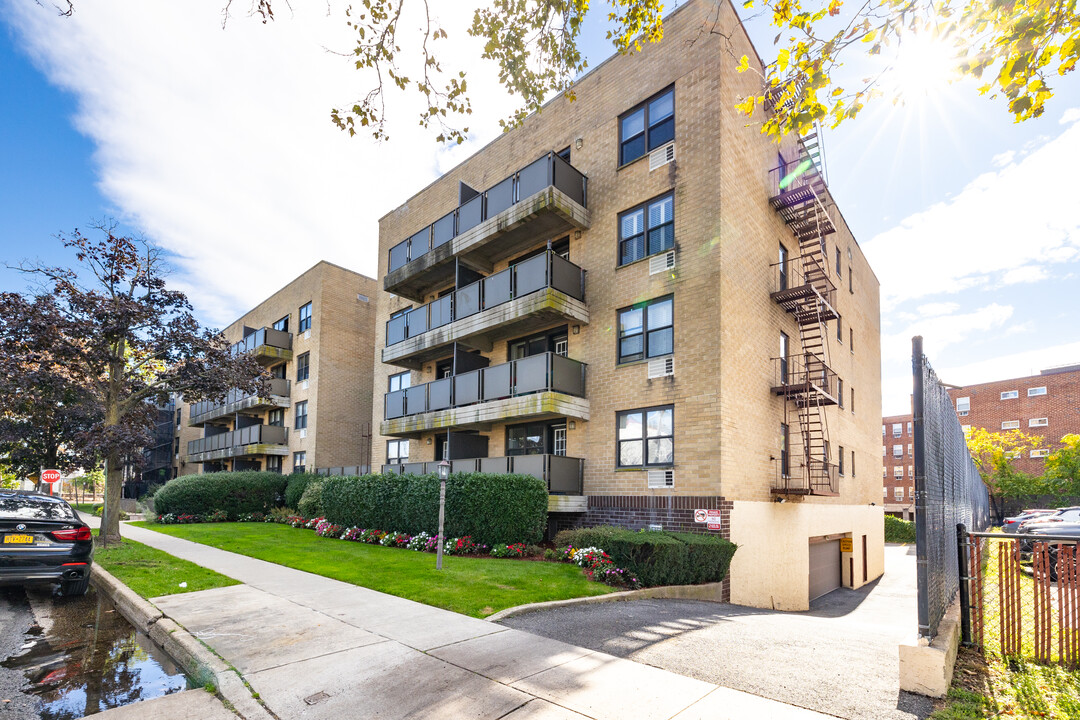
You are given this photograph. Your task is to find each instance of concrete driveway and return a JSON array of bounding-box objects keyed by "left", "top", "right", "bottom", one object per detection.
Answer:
[{"left": 501, "top": 544, "right": 932, "bottom": 720}]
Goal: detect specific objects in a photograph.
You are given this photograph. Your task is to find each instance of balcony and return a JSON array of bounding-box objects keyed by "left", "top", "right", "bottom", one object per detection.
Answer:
[
  {"left": 383, "top": 250, "right": 587, "bottom": 368},
  {"left": 385, "top": 152, "right": 590, "bottom": 302},
  {"left": 771, "top": 354, "right": 839, "bottom": 406},
  {"left": 187, "top": 424, "right": 289, "bottom": 463},
  {"left": 188, "top": 378, "right": 292, "bottom": 426},
  {"left": 771, "top": 459, "right": 839, "bottom": 496},
  {"left": 768, "top": 162, "right": 836, "bottom": 241},
  {"left": 382, "top": 352, "right": 587, "bottom": 436},
  {"left": 381, "top": 454, "right": 584, "bottom": 499},
  {"left": 231, "top": 327, "right": 293, "bottom": 365},
  {"left": 771, "top": 254, "right": 838, "bottom": 324}
]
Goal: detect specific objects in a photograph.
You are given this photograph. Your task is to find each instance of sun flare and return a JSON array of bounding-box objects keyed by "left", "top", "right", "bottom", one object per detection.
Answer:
[{"left": 885, "top": 33, "right": 959, "bottom": 103}]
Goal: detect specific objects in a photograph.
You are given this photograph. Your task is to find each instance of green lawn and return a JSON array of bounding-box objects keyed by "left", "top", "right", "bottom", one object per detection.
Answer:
[
  {"left": 131, "top": 521, "right": 613, "bottom": 617},
  {"left": 92, "top": 530, "right": 240, "bottom": 599}
]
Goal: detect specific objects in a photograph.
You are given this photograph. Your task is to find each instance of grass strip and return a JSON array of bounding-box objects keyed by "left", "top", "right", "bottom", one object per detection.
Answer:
[
  {"left": 131, "top": 521, "right": 613, "bottom": 617},
  {"left": 92, "top": 530, "right": 240, "bottom": 598}
]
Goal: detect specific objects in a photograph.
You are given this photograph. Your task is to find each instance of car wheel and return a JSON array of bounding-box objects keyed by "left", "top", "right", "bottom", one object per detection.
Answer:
[{"left": 60, "top": 575, "right": 90, "bottom": 597}]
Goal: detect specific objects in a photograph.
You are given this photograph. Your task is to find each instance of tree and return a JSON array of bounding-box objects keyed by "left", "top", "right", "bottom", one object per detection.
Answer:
[
  {"left": 4, "top": 222, "right": 266, "bottom": 545},
  {"left": 965, "top": 427, "right": 1047, "bottom": 520},
  {"left": 0, "top": 464, "right": 19, "bottom": 490},
  {"left": 1045, "top": 434, "right": 1080, "bottom": 495}
]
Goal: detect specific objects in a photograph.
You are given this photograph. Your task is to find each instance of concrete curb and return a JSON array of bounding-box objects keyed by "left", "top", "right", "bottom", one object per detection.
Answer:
[
  {"left": 486, "top": 581, "right": 726, "bottom": 622},
  {"left": 90, "top": 567, "right": 275, "bottom": 720}
]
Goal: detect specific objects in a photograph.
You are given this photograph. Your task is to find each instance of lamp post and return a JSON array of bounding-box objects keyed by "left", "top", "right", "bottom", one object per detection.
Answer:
[{"left": 436, "top": 460, "right": 450, "bottom": 570}]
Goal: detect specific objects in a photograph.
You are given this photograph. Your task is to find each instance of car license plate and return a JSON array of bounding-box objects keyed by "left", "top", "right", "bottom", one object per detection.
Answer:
[{"left": 3, "top": 534, "right": 34, "bottom": 544}]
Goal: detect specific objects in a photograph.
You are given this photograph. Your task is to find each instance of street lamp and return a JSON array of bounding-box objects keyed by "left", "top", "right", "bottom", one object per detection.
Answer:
[{"left": 436, "top": 460, "right": 451, "bottom": 570}]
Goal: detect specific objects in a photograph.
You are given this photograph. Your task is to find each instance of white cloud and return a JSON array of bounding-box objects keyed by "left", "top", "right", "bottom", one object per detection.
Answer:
[
  {"left": 990, "top": 150, "right": 1014, "bottom": 167},
  {"left": 863, "top": 121, "right": 1080, "bottom": 311},
  {"left": 1061, "top": 107, "right": 1080, "bottom": 125},
  {"left": 3, "top": 1, "right": 520, "bottom": 327},
  {"left": 1000, "top": 265, "right": 1048, "bottom": 285},
  {"left": 916, "top": 302, "right": 960, "bottom": 317},
  {"left": 937, "top": 341, "right": 1080, "bottom": 388}
]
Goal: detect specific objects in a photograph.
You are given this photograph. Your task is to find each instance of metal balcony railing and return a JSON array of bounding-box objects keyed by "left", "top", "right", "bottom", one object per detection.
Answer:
[
  {"left": 385, "top": 352, "right": 586, "bottom": 420},
  {"left": 770, "top": 255, "right": 837, "bottom": 321},
  {"left": 385, "top": 251, "right": 585, "bottom": 347},
  {"left": 189, "top": 378, "right": 292, "bottom": 425},
  {"left": 767, "top": 162, "right": 836, "bottom": 238},
  {"left": 380, "top": 454, "right": 584, "bottom": 495},
  {"left": 187, "top": 424, "right": 289, "bottom": 458},
  {"left": 387, "top": 152, "right": 588, "bottom": 275},
  {"left": 230, "top": 327, "right": 292, "bottom": 356},
  {"left": 771, "top": 459, "right": 839, "bottom": 496},
  {"left": 771, "top": 354, "right": 839, "bottom": 406}
]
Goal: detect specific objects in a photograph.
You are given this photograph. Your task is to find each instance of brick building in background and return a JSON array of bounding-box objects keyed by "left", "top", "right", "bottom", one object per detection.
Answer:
[
  {"left": 881, "top": 364, "right": 1080, "bottom": 513},
  {"left": 370, "top": 0, "right": 884, "bottom": 610},
  {"left": 177, "top": 262, "right": 378, "bottom": 477}
]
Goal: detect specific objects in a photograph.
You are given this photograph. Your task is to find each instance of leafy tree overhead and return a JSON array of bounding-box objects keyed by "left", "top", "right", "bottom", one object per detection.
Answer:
[
  {"left": 965, "top": 427, "right": 1047, "bottom": 519},
  {"left": 4, "top": 222, "right": 267, "bottom": 545},
  {"left": 1045, "top": 433, "right": 1080, "bottom": 494}
]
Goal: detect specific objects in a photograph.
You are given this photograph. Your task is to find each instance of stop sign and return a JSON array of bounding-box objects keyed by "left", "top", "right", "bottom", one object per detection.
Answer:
[{"left": 41, "top": 469, "right": 62, "bottom": 484}]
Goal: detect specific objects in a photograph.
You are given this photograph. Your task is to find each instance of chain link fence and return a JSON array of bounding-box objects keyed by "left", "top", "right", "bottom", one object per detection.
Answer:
[{"left": 912, "top": 336, "right": 991, "bottom": 639}]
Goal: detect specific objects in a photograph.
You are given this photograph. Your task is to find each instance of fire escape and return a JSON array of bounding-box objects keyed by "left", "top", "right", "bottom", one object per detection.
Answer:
[{"left": 769, "top": 127, "right": 841, "bottom": 496}]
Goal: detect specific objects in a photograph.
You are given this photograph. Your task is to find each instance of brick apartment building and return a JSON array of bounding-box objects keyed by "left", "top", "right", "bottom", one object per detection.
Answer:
[
  {"left": 369, "top": 0, "right": 884, "bottom": 610},
  {"left": 880, "top": 364, "right": 1080, "bottom": 511},
  {"left": 177, "top": 261, "right": 378, "bottom": 476}
]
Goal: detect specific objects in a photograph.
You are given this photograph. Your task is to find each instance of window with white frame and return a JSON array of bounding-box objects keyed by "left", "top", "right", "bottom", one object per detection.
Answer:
[
  {"left": 882, "top": 445, "right": 886, "bottom": 456},
  {"left": 907, "top": 443, "right": 913, "bottom": 456},
  {"left": 883, "top": 486, "right": 888, "bottom": 497},
  {"left": 893, "top": 444, "right": 903, "bottom": 458},
  {"left": 1000, "top": 390, "right": 1018, "bottom": 400},
  {"left": 909, "top": 465, "right": 914, "bottom": 477},
  {"left": 1031, "top": 449, "right": 1050, "bottom": 458},
  {"left": 893, "top": 423, "right": 902, "bottom": 438},
  {"left": 962, "top": 425, "right": 972, "bottom": 432},
  {"left": 882, "top": 424, "right": 886, "bottom": 436},
  {"left": 387, "top": 439, "right": 409, "bottom": 464},
  {"left": 956, "top": 396, "right": 970, "bottom": 415},
  {"left": 894, "top": 487, "right": 904, "bottom": 500},
  {"left": 1029, "top": 417, "right": 1048, "bottom": 427},
  {"left": 907, "top": 421, "right": 912, "bottom": 434},
  {"left": 882, "top": 467, "right": 887, "bottom": 478},
  {"left": 894, "top": 466, "right": 903, "bottom": 478},
  {"left": 1001, "top": 420, "right": 1020, "bottom": 430},
  {"left": 1028, "top": 386, "right": 1047, "bottom": 397},
  {"left": 1004, "top": 451, "right": 1021, "bottom": 459},
  {"left": 908, "top": 486, "right": 914, "bottom": 497}
]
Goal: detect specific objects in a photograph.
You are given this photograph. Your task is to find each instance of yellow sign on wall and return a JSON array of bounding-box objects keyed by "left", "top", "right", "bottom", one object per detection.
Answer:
[{"left": 840, "top": 538, "right": 854, "bottom": 553}]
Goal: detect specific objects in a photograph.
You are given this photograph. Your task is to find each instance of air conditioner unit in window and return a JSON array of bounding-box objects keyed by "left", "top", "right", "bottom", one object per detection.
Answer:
[
  {"left": 649, "top": 250, "right": 676, "bottom": 275},
  {"left": 647, "top": 469, "right": 674, "bottom": 488},
  {"left": 647, "top": 356, "right": 674, "bottom": 379},
  {"left": 649, "top": 142, "right": 675, "bottom": 171}
]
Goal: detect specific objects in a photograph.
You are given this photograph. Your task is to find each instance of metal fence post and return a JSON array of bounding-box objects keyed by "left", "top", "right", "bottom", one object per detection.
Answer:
[
  {"left": 957, "top": 523, "right": 972, "bottom": 645},
  {"left": 912, "top": 336, "right": 931, "bottom": 639}
]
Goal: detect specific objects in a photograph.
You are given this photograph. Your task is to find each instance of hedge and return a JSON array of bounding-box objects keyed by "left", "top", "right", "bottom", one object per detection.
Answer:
[
  {"left": 884, "top": 514, "right": 917, "bottom": 543},
  {"left": 285, "top": 473, "right": 320, "bottom": 510},
  {"left": 153, "top": 472, "right": 288, "bottom": 519},
  {"left": 555, "top": 525, "right": 737, "bottom": 587},
  {"left": 319, "top": 472, "right": 548, "bottom": 546},
  {"left": 297, "top": 480, "right": 325, "bottom": 519}
]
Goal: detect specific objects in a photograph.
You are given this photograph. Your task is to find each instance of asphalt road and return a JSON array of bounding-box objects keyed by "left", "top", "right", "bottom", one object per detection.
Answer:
[
  {"left": 0, "top": 587, "right": 40, "bottom": 720},
  {"left": 502, "top": 544, "right": 933, "bottom": 720}
]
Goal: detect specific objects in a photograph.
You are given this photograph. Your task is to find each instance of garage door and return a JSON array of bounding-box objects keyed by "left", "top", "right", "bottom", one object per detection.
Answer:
[{"left": 808, "top": 538, "right": 842, "bottom": 602}]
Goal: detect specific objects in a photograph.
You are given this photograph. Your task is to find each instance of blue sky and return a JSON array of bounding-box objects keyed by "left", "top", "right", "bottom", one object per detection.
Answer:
[{"left": 1, "top": 0, "right": 1078, "bottom": 416}]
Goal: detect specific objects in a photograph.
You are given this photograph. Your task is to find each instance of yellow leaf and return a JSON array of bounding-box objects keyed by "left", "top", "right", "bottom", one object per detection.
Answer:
[
  {"left": 777, "top": 48, "right": 790, "bottom": 72},
  {"left": 737, "top": 55, "right": 750, "bottom": 73}
]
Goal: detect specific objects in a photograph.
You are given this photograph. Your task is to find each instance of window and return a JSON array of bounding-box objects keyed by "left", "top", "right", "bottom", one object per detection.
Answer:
[
  {"left": 780, "top": 423, "right": 790, "bottom": 477},
  {"left": 849, "top": 328, "right": 854, "bottom": 353},
  {"left": 617, "top": 405, "right": 673, "bottom": 468},
  {"left": 1000, "top": 390, "right": 1018, "bottom": 400},
  {"left": 268, "top": 409, "right": 285, "bottom": 426},
  {"left": 617, "top": 296, "right": 673, "bottom": 363},
  {"left": 173, "top": 437, "right": 179, "bottom": 455},
  {"left": 894, "top": 466, "right": 903, "bottom": 478},
  {"left": 907, "top": 443, "right": 913, "bottom": 456},
  {"left": 618, "top": 86, "right": 674, "bottom": 166},
  {"left": 962, "top": 425, "right": 972, "bottom": 432},
  {"left": 835, "top": 246, "right": 842, "bottom": 277},
  {"left": 848, "top": 267, "right": 853, "bottom": 293},
  {"left": 293, "top": 451, "right": 306, "bottom": 473},
  {"left": 882, "top": 424, "right": 886, "bottom": 436},
  {"left": 1031, "top": 449, "right": 1050, "bottom": 458},
  {"left": 273, "top": 315, "right": 289, "bottom": 332},
  {"left": 908, "top": 486, "right": 914, "bottom": 498},
  {"left": 298, "top": 302, "right": 312, "bottom": 333},
  {"left": 883, "top": 486, "right": 888, "bottom": 497},
  {"left": 838, "top": 378, "right": 844, "bottom": 408},
  {"left": 838, "top": 446, "right": 845, "bottom": 475},
  {"left": 1001, "top": 420, "right": 1019, "bottom": 430},
  {"left": 883, "top": 468, "right": 887, "bottom": 479},
  {"left": 296, "top": 352, "right": 310, "bottom": 382},
  {"left": 1028, "top": 386, "right": 1047, "bottom": 396},
  {"left": 553, "top": 425, "right": 567, "bottom": 456},
  {"left": 295, "top": 400, "right": 308, "bottom": 430},
  {"left": 893, "top": 444, "right": 903, "bottom": 459},
  {"left": 1029, "top": 417, "right": 1048, "bottom": 427},
  {"left": 907, "top": 421, "right": 912, "bottom": 434},
  {"left": 893, "top": 423, "right": 902, "bottom": 438},
  {"left": 894, "top": 487, "right": 904, "bottom": 500},
  {"left": 850, "top": 387, "right": 855, "bottom": 413},
  {"left": 1004, "top": 450, "right": 1020, "bottom": 459},
  {"left": 779, "top": 332, "right": 789, "bottom": 382},
  {"left": 618, "top": 194, "right": 674, "bottom": 266},
  {"left": 908, "top": 466, "right": 914, "bottom": 478},
  {"left": 882, "top": 445, "right": 886, "bottom": 456},
  {"left": 836, "top": 314, "right": 843, "bottom": 342},
  {"left": 389, "top": 371, "right": 411, "bottom": 392},
  {"left": 266, "top": 456, "right": 282, "bottom": 474},
  {"left": 851, "top": 450, "right": 856, "bottom": 476},
  {"left": 956, "top": 397, "right": 970, "bottom": 415},
  {"left": 556, "top": 146, "right": 571, "bottom": 163},
  {"left": 387, "top": 439, "right": 409, "bottom": 464},
  {"left": 175, "top": 408, "right": 181, "bottom": 427},
  {"left": 778, "top": 243, "right": 789, "bottom": 291}
]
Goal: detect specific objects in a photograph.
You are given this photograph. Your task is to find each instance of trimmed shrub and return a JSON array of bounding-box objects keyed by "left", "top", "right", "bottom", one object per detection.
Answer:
[
  {"left": 153, "top": 472, "right": 287, "bottom": 519},
  {"left": 285, "top": 473, "right": 321, "bottom": 510},
  {"left": 297, "top": 480, "right": 325, "bottom": 519},
  {"left": 554, "top": 525, "right": 627, "bottom": 550},
  {"left": 666, "top": 532, "right": 739, "bottom": 585},
  {"left": 885, "top": 514, "right": 917, "bottom": 543},
  {"left": 319, "top": 472, "right": 547, "bottom": 545}
]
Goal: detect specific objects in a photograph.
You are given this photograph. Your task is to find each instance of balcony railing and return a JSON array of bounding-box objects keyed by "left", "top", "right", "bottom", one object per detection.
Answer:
[
  {"left": 189, "top": 378, "right": 292, "bottom": 425},
  {"left": 767, "top": 162, "right": 836, "bottom": 239},
  {"left": 380, "top": 454, "right": 583, "bottom": 495},
  {"left": 771, "top": 459, "right": 839, "bottom": 496},
  {"left": 770, "top": 255, "right": 837, "bottom": 322},
  {"left": 386, "top": 250, "right": 585, "bottom": 347},
  {"left": 385, "top": 352, "right": 585, "bottom": 421},
  {"left": 187, "top": 424, "right": 289, "bottom": 460},
  {"left": 388, "top": 152, "right": 587, "bottom": 276},
  {"left": 771, "top": 354, "right": 839, "bottom": 406}
]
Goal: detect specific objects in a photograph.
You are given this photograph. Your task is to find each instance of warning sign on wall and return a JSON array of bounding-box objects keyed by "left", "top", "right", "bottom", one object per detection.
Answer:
[
  {"left": 840, "top": 538, "right": 853, "bottom": 553},
  {"left": 693, "top": 508, "right": 722, "bottom": 531}
]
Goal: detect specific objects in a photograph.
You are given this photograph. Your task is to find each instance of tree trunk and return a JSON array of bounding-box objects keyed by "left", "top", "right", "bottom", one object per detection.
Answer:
[{"left": 100, "top": 453, "right": 124, "bottom": 546}]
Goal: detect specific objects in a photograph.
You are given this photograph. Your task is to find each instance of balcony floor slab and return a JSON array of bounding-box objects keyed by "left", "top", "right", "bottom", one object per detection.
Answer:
[
  {"left": 187, "top": 442, "right": 291, "bottom": 463},
  {"left": 381, "top": 391, "right": 589, "bottom": 437}
]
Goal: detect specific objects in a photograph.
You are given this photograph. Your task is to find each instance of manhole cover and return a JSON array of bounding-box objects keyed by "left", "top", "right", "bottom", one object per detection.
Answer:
[{"left": 304, "top": 692, "right": 330, "bottom": 706}]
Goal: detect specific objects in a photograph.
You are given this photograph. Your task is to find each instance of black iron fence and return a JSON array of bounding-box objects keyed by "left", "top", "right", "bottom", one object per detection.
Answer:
[{"left": 913, "top": 336, "right": 991, "bottom": 639}]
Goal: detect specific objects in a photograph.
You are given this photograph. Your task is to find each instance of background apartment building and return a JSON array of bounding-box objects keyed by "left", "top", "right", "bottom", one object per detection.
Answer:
[
  {"left": 882, "top": 414, "right": 915, "bottom": 519},
  {"left": 178, "top": 261, "right": 377, "bottom": 476},
  {"left": 370, "top": 0, "right": 884, "bottom": 610}
]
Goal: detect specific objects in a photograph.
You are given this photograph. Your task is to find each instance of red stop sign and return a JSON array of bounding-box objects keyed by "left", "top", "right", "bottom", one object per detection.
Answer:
[{"left": 41, "top": 469, "right": 62, "bottom": 484}]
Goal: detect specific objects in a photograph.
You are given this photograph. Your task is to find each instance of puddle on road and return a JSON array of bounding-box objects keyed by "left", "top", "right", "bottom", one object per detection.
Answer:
[{"left": 2, "top": 586, "right": 189, "bottom": 719}]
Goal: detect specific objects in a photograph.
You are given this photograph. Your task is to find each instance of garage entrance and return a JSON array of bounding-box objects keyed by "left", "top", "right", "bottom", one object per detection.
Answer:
[{"left": 808, "top": 537, "right": 842, "bottom": 602}]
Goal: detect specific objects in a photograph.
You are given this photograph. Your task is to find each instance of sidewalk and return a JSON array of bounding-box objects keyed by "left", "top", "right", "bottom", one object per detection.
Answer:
[{"left": 100, "top": 520, "right": 837, "bottom": 720}]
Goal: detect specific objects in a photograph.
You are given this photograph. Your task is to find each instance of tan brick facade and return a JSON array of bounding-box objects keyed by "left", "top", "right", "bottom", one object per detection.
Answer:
[
  {"left": 176, "top": 261, "right": 377, "bottom": 477},
  {"left": 371, "top": 0, "right": 884, "bottom": 610}
]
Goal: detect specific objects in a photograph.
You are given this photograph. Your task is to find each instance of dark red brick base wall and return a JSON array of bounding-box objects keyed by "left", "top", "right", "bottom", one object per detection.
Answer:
[{"left": 549, "top": 495, "right": 733, "bottom": 602}]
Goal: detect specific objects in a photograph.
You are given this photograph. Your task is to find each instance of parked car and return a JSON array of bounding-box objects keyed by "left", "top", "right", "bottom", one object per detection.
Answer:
[
  {"left": 0, "top": 491, "right": 93, "bottom": 596},
  {"left": 1002, "top": 509, "right": 1055, "bottom": 533},
  {"left": 1025, "top": 522, "right": 1080, "bottom": 582},
  {"left": 1017, "top": 507, "right": 1080, "bottom": 532}
]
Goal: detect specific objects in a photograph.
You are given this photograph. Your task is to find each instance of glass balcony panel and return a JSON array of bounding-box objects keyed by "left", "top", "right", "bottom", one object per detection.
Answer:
[
  {"left": 453, "top": 370, "right": 481, "bottom": 405},
  {"left": 514, "top": 253, "right": 548, "bottom": 298},
  {"left": 517, "top": 156, "right": 550, "bottom": 200},
  {"left": 401, "top": 462, "right": 426, "bottom": 475},
  {"left": 387, "top": 314, "right": 408, "bottom": 345},
  {"left": 547, "top": 454, "right": 583, "bottom": 494},
  {"left": 551, "top": 354, "right": 586, "bottom": 396},
  {"left": 428, "top": 295, "right": 453, "bottom": 330},
  {"left": 405, "top": 385, "right": 428, "bottom": 415},
  {"left": 482, "top": 268, "right": 512, "bottom": 309},
  {"left": 385, "top": 389, "right": 406, "bottom": 419},
  {"left": 409, "top": 227, "right": 431, "bottom": 256},
  {"left": 428, "top": 377, "right": 453, "bottom": 411},
  {"left": 552, "top": 154, "right": 586, "bottom": 205},
  {"left": 406, "top": 306, "right": 428, "bottom": 339},
  {"left": 450, "top": 458, "right": 479, "bottom": 473},
  {"left": 381, "top": 464, "right": 403, "bottom": 475},
  {"left": 457, "top": 194, "right": 483, "bottom": 234},
  {"left": 432, "top": 212, "right": 455, "bottom": 249},
  {"left": 481, "top": 363, "right": 512, "bottom": 401},
  {"left": 485, "top": 176, "right": 515, "bottom": 217},
  {"left": 550, "top": 252, "right": 584, "bottom": 300},
  {"left": 479, "top": 457, "right": 511, "bottom": 473},
  {"left": 513, "top": 354, "right": 549, "bottom": 395},
  {"left": 512, "top": 454, "right": 545, "bottom": 481},
  {"left": 455, "top": 280, "right": 481, "bottom": 319},
  {"left": 389, "top": 241, "right": 409, "bottom": 272}
]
